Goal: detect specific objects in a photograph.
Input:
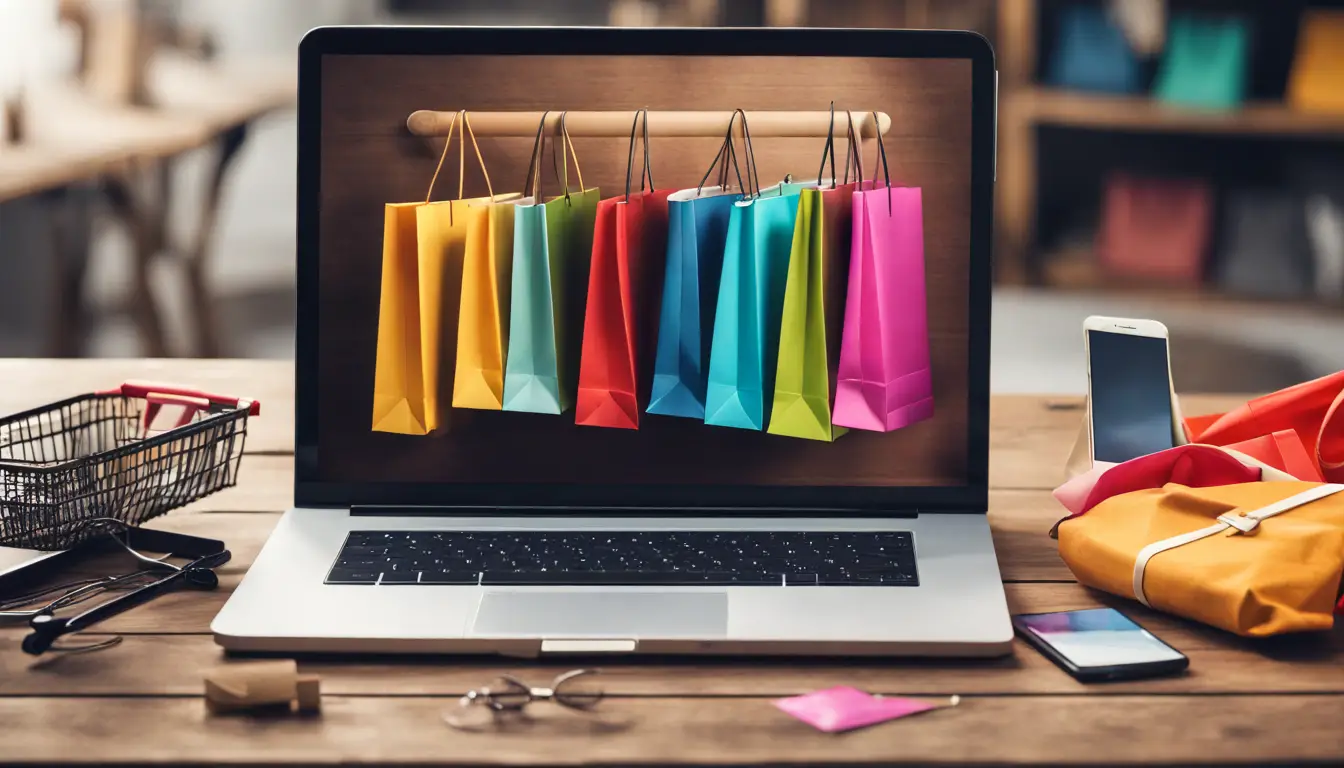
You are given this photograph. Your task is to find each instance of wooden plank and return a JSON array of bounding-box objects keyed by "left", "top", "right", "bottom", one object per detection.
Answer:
[
  {"left": 1020, "top": 88, "right": 1344, "bottom": 138},
  {"left": 0, "top": 359, "right": 293, "bottom": 454},
  {"left": 3, "top": 695, "right": 1343, "bottom": 765},
  {"left": 5, "top": 582, "right": 1341, "bottom": 697}
]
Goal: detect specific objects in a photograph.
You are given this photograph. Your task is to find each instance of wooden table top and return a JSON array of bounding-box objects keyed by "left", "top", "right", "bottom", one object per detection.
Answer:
[
  {"left": 1, "top": 359, "right": 1341, "bottom": 765},
  {"left": 0, "top": 53, "right": 294, "bottom": 203}
]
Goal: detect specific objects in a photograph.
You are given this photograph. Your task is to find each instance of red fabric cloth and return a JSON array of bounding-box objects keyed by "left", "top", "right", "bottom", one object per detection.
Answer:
[
  {"left": 1069, "top": 445, "right": 1261, "bottom": 518},
  {"left": 1185, "top": 370, "right": 1344, "bottom": 483}
]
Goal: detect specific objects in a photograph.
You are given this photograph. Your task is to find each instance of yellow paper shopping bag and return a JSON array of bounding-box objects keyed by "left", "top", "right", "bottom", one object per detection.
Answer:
[
  {"left": 453, "top": 193, "right": 517, "bottom": 410},
  {"left": 371, "top": 112, "right": 520, "bottom": 433}
]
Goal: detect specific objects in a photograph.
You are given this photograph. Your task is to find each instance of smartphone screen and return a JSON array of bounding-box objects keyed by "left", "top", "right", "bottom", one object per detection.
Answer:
[
  {"left": 1015, "top": 609, "right": 1185, "bottom": 669},
  {"left": 1088, "top": 330, "right": 1175, "bottom": 463}
]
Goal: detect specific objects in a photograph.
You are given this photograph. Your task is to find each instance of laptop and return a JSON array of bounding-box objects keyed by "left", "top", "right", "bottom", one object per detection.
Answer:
[{"left": 212, "top": 25, "right": 1010, "bottom": 656}]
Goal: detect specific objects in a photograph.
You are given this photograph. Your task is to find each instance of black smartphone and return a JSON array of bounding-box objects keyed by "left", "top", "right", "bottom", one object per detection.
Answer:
[{"left": 1013, "top": 608, "right": 1189, "bottom": 682}]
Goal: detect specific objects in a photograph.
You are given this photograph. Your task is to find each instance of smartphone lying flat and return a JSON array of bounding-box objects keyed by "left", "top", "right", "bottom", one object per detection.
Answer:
[{"left": 1013, "top": 608, "right": 1189, "bottom": 682}]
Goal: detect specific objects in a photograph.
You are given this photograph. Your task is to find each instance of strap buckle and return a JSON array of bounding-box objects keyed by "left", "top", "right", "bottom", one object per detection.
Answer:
[{"left": 1217, "top": 513, "right": 1259, "bottom": 534}]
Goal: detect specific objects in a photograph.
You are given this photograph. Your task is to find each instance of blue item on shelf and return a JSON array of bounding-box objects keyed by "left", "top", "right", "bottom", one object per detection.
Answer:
[
  {"left": 1048, "top": 5, "right": 1142, "bottom": 94},
  {"left": 1154, "top": 14, "right": 1250, "bottom": 110}
]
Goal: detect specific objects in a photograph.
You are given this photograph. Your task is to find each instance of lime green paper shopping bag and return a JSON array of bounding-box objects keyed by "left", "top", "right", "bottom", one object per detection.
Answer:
[
  {"left": 768, "top": 119, "right": 859, "bottom": 441},
  {"left": 503, "top": 114, "right": 600, "bottom": 414}
]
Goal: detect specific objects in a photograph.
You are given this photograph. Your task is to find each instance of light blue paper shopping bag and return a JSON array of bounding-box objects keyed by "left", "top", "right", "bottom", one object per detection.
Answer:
[
  {"left": 645, "top": 186, "right": 739, "bottom": 419},
  {"left": 704, "top": 184, "right": 802, "bottom": 431}
]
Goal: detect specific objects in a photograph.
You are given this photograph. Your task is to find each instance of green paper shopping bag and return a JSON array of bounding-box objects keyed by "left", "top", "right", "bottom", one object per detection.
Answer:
[
  {"left": 503, "top": 113, "right": 600, "bottom": 414},
  {"left": 769, "top": 111, "right": 862, "bottom": 441}
]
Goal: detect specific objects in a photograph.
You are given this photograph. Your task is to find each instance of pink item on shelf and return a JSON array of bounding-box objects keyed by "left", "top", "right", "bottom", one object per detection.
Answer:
[
  {"left": 772, "top": 686, "right": 952, "bottom": 733},
  {"left": 831, "top": 183, "right": 934, "bottom": 432}
]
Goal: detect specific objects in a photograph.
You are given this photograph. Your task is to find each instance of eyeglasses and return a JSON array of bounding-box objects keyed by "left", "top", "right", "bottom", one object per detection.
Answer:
[{"left": 444, "top": 669, "right": 604, "bottom": 730}]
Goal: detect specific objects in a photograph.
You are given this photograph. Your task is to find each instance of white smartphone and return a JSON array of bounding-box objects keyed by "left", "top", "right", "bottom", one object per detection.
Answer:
[{"left": 1083, "top": 316, "right": 1177, "bottom": 466}]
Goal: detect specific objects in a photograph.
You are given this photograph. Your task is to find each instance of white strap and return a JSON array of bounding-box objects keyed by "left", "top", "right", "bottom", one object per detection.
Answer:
[{"left": 1131, "top": 484, "right": 1344, "bottom": 608}]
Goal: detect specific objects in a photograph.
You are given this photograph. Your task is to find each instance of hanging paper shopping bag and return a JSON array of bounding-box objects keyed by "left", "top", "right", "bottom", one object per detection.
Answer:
[
  {"left": 372, "top": 112, "right": 519, "bottom": 434},
  {"left": 646, "top": 119, "right": 747, "bottom": 419},
  {"left": 705, "top": 111, "right": 803, "bottom": 431},
  {"left": 833, "top": 116, "right": 933, "bottom": 433},
  {"left": 502, "top": 113, "right": 601, "bottom": 414},
  {"left": 1288, "top": 10, "right": 1344, "bottom": 115},
  {"left": 576, "top": 111, "right": 673, "bottom": 429},
  {"left": 451, "top": 112, "right": 525, "bottom": 410},
  {"left": 453, "top": 200, "right": 517, "bottom": 409},
  {"left": 769, "top": 108, "right": 864, "bottom": 441}
]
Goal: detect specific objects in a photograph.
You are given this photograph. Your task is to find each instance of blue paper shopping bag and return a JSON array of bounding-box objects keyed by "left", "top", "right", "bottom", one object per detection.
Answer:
[
  {"left": 502, "top": 114, "right": 600, "bottom": 414},
  {"left": 646, "top": 129, "right": 747, "bottom": 419},
  {"left": 705, "top": 180, "right": 802, "bottom": 431}
]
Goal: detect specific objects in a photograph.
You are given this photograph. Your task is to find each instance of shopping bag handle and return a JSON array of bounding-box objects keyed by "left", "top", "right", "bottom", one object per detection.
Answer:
[
  {"left": 104, "top": 381, "right": 261, "bottom": 416},
  {"left": 695, "top": 110, "right": 746, "bottom": 196},
  {"left": 1320, "top": 387, "right": 1344, "bottom": 478},
  {"left": 624, "top": 108, "right": 655, "bottom": 201}
]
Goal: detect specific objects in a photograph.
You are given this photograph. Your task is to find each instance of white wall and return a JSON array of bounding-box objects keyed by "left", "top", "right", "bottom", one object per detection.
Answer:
[{"left": 177, "top": 0, "right": 374, "bottom": 57}]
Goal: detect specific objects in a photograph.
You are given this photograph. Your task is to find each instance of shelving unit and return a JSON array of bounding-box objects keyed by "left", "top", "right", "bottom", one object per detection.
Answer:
[{"left": 994, "top": 0, "right": 1344, "bottom": 293}]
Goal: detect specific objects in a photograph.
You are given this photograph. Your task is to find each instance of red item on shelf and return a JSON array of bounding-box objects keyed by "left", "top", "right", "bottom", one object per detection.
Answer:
[{"left": 1097, "top": 173, "right": 1213, "bottom": 284}]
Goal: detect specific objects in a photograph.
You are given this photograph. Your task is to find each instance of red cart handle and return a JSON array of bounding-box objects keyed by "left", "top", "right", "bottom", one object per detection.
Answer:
[{"left": 101, "top": 380, "right": 261, "bottom": 416}]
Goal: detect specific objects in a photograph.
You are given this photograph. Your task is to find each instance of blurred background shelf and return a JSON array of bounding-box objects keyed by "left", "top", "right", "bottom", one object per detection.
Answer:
[{"left": 1013, "top": 87, "right": 1344, "bottom": 138}]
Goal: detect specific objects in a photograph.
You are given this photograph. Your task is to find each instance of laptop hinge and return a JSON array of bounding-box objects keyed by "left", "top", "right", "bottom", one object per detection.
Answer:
[{"left": 350, "top": 505, "right": 920, "bottom": 518}]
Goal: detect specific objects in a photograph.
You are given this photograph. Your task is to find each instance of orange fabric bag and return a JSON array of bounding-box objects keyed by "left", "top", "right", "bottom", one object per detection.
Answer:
[
  {"left": 1185, "top": 370, "right": 1344, "bottom": 483},
  {"left": 1057, "top": 481, "right": 1344, "bottom": 636}
]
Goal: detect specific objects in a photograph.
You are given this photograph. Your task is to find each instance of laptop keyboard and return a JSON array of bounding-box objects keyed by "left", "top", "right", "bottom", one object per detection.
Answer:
[{"left": 326, "top": 530, "right": 917, "bottom": 587}]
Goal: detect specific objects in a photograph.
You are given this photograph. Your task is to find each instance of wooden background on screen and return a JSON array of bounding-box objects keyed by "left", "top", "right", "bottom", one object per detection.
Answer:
[{"left": 318, "top": 55, "right": 974, "bottom": 487}]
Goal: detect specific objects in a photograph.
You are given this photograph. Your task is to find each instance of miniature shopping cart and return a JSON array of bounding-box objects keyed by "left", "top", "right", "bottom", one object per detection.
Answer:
[{"left": 0, "top": 381, "right": 260, "bottom": 551}]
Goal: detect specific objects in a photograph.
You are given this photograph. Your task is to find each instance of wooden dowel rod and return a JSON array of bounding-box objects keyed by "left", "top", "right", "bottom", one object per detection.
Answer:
[{"left": 406, "top": 110, "right": 891, "bottom": 138}]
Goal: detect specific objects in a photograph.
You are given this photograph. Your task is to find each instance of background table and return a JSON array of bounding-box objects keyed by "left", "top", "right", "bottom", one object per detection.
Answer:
[{"left": 1, "top": 359, "right": 1341, "bottom": 765}]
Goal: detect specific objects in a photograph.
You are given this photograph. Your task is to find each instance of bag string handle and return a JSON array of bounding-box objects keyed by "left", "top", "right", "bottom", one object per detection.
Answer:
[
  {"left": 695, "top": 110, "right": 745, "bottom": 197},
  {"left": 424, "top": 110, "right": 460, "bottom": 204},
  {"left": 844, "top": 109, "right": 864, "bottom": 186},
  {"left": 458, "top": 111, "right": 496, "bottom": 201},
  {"left": 814, "top": 101, "right": 837, "bottom": 189},
  {"left": 871, "top": 110, "right": 893, "bottom": 215},
  {"left": 523, "top": 110, "right": 551, "bottom": 202},
  {"left": 550, "top": 111, "right": 585, "bottom": 205},
  {"left": 735, "top": 108, "right": 763, "bottom": 199},
  {"left": 1320, "top": 388, "right": 1344, "bottom": 479},
  {"left": 624, "top": 109, "right": 655, "bottom": 202}
]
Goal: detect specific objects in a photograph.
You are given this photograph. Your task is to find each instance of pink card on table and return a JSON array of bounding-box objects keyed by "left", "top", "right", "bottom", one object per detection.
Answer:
[{"left": 773, "top": 686, "right": 953, "bottom": 733}]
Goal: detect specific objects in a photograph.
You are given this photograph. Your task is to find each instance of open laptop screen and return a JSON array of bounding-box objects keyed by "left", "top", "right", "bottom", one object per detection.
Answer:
[{"left": 299, "top": 29, "right": 991, "bottom": 510}]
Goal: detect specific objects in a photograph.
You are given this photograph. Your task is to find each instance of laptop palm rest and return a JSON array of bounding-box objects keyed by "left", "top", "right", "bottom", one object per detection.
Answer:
[{"left": 472, "top": 591, "right": 729, "bottom": 639}]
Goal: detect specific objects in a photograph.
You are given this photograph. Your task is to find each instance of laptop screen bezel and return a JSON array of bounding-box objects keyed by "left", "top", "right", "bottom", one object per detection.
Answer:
[{"left": 294, "top": 26, "right": 995, "bottom": 515}]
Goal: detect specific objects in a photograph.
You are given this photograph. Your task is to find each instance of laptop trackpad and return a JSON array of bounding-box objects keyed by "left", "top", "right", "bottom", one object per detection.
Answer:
[{"left": 472, "top": 591, "right": 729, "bottom": 638}]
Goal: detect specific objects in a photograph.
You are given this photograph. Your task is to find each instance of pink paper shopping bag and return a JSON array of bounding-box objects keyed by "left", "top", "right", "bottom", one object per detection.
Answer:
[{"left": 832, "top": 131, "right": 933, "bottom": 432}]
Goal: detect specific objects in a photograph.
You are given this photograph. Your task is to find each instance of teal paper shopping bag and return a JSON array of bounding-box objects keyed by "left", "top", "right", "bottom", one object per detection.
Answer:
[
  {"left": 1155, "top": 14, "right": 1250, "bottom": 110},
  {"left": 705, "top": 177, "right": 802, "bottom": 431},
  {"left": 502, "top": 114, "right": 600, "bottom": 414}
]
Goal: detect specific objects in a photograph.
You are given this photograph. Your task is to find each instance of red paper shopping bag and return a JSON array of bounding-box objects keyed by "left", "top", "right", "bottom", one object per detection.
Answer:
[
  {"left": 575, "top": 112, "right": 672, "bottom": 429},
  {"left": 1185, "top": 370, "right": 1344, "bottom": 483}
]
